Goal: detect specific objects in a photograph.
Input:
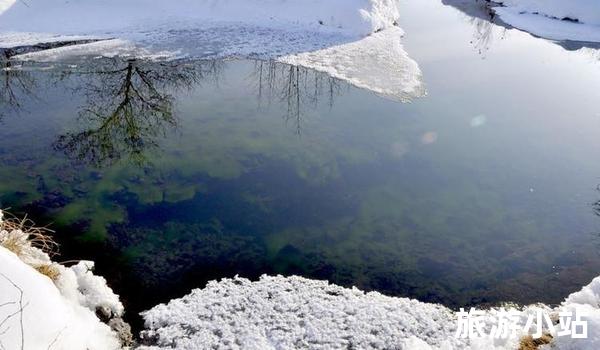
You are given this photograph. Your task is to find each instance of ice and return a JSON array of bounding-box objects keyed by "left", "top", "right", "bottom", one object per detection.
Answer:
[
  {"left": 0, "top": 0, "right": 425, "bottom": 101},
  {"left": 491, "top": 0, "right": 600, "bottom": 43},
  {"left": 279, "top": 27, "right": 424, "bottom": 102}
]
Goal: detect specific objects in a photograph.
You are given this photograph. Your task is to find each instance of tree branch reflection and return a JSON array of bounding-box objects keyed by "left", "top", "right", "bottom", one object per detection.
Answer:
[
  {"left": 54, "top": 59, "right": 222, "bottom": 167},
  {"left": 0, "top": 51, "right": 36, "bottom": 120},
  {"left": 442, "top": 0, "right": 507, "bottom": 56},
  {"left": 252, "top": 61, "right": 343, "bottom": 135}
]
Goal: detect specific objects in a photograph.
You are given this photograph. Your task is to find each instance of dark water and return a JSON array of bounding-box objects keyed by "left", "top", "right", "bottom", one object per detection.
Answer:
[{"left": 2, "top": 0, "right": 600, "bottom": 330}]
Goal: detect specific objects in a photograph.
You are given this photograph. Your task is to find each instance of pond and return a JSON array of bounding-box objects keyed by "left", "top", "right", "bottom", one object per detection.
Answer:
[{"left": 2, "top": 0, "right": 600, "bottom": 330}]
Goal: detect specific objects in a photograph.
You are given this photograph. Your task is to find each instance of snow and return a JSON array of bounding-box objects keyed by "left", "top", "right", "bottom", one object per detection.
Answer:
[
  {"left": 0, "top": 0, "right": 425, "bottom": 101},
  {"left": 0, "top": 0, "right": 398, "bottom": 38},
  {"left": 491, "top": 0, "right": 600, "bottom": 42},
  {"left": 56, "top": 261, "right": 125, "bottom": 319},
  {"left": 0, "top": 33, "right": 97, "bottom": 49},
  {"left": 497, "top": 0, "right": 600, "bottom": 25},
  {"left": 0, "top": 210, "right": 125, "bottom": 350},
  {"left": 553, "top": 276, "right": 600, "bottom": 350},
  {"left": 0, "top": 247, "right": 121, "bottom": 350},
  {"left": 139, "top": 275, "right": 469, "bottom": 350},
  {"left": 139, "top": 274, "right": 600, "bottom": 350},
  {"left": 279, "top": 27, "right": 424, "bottom": 102},
  {"left": 12, "top": 39, "right": 173, "bottom": 62},
  {"left": 564, "top": 275, "right": 600, "bottom": 308}
]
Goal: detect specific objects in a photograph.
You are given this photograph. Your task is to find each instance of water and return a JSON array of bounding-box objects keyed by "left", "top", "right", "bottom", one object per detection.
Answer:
[{"left": 2, "top": 0, "right": 600, "bottom": 329}]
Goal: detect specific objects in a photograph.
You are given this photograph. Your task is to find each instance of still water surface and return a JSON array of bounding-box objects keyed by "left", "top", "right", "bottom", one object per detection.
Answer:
[{"left": 1, "top": 0, "right": 600, "bottom": 327}]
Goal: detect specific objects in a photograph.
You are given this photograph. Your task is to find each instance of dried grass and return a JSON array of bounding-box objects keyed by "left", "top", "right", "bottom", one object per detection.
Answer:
[
  {"left": 0, "top": 211, "right": 59, "bottom": 257},
  {"left": 519, "top": 333, "right": 553, "bottom": 350},
  {"left": 1, "top": 233, "right": 25, "bottom": 256},
  {"left": 34, "top": 263, "right": 62, "bottom": 282}
]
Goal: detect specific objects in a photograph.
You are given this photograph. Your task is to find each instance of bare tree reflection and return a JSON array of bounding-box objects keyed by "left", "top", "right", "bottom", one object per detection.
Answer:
[
  {"left": 590, "top": 185, "right": 600, "bottom": 251},
  {"left": 54, "top": 59, "right": 222, "bottom": 166},
  {"left": 0, "top": 51, "right": 37, "bottom": 120},
  {"left": 469, "top": 17, "right": 507, "bottom": 56},
  {"left": 593, "top": 185, "right": 600, "bottom": 217},
  {"left": 442, "top": 0, "right": 507, "bottom": 56},
  {"left": 0, "top": 40, "right": 105, "bottom": 119},
  {"left": 252, "top": 61, "right": 343, "bottom": 135},
  {"left": 443, "top": 0, "right": 600, "bottom": 52}
]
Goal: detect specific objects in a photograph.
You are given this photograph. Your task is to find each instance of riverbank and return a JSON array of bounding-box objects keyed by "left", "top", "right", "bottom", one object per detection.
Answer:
[
  {"left": 2, "top": 209, "right": 600, "bottom": 350},
  {"left": 0, "top": 211, "right": 131, "bottom": 349},
  {"left": 488, "top": 0, "right": 600, "bottom": 42},
  {"left": 0, "top": 0, "right": 424, "bottom": 102}
]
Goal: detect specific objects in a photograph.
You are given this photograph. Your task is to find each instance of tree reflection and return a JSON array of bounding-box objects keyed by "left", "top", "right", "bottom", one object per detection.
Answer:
[
  {"left": 593, "top": 185, "right": 600, "bottom": 217},
  {"left": 441, "top": 0, "right": 600, "bottom": 53},
  {"left": 468, "top": 16, "right": 507, "bottom": 56},
  {"left": 52, "top": 58, "right": 343, "bottom": 166},
  {"left": 442, "top": 0, "right": 507, "bottom": 56},
  {"left": 1, "top": 40, "right": 105, "bottom": 119},
  {"left": 54, "top": 59, "right": 221, "bottom": 166},
  {"left": 0, "top": 51, "right": 36, "bottom": 120},
  {"left": 252, "top": 60, "right": 343, "bottom": 135}
]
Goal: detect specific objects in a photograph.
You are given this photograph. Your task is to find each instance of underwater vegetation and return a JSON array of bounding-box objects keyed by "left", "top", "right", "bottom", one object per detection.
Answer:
[{"left": 1, "top": 58, "right": 600, "bottom": 328}]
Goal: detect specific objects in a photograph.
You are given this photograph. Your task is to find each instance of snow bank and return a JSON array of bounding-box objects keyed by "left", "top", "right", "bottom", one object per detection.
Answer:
[
  {"left": 0, "top": 0, "right": 399, "bottom": 39},
  {"left": 491, "top": 0, "right": 600, "bottom": 42},
  {"left": 564, "top": 276, "right": 600, "bottom": 307},
  {"left": 139, "top": 275, "right": 469, "bottom": 349},
  {"left": 553, "top": 276, "right": 600, "bottom": 350},
  {"left": 0, "top": 247, "right": 121, "bottom": 350},
  {"left": 497, "top": 0, "right": 600, "bottom": 25},
  {"left": 139, "top": 274, "right": 600, "bottom": 350},
  {"left": 0, "top": 210, "right": 127, "bottom": 350},
  {"left": 0, "top": 0, "right": 425, "bottom": 102},
  {"left": 55, "top": 261, "right": 125, "bottom": 320}
]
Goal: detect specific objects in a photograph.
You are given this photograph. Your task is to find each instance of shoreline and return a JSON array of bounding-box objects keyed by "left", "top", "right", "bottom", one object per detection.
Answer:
[{"left": 2, "top": 210, "right": 600, "bottom": 349}]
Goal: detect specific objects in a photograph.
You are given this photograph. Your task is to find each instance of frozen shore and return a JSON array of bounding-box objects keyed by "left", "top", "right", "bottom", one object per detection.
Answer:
[
  {"left": 138, "top": 275, "right": 600, "bottom": 350},
  {"left": 0, "top": 211, "right": 130, "bottom": 350},
  {"left": 490, "top": 0, "right": 600, "bottom": 43},
  {"left": 2, "top": 207, "right": 600, "bottom": 349},
  {"left": 0, "top": 0, "right": 424, "bottom": 102}
]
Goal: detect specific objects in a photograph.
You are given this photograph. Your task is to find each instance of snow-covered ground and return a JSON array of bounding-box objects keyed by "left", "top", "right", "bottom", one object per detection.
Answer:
[
  {"left": 0, "top": 0, "right": 424, "bottom": 102},
  {"left": 139, "top": 275, "right": 600, "bottom": 350},
  {"left": 490, "top": 0, "right": 600, "bottom": 42},
  {"left": 0, "top": 0, "right": 399, "bottom": 39},
  {"left": 0, "top": 211, "right": 128, "bottom": 350}
]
